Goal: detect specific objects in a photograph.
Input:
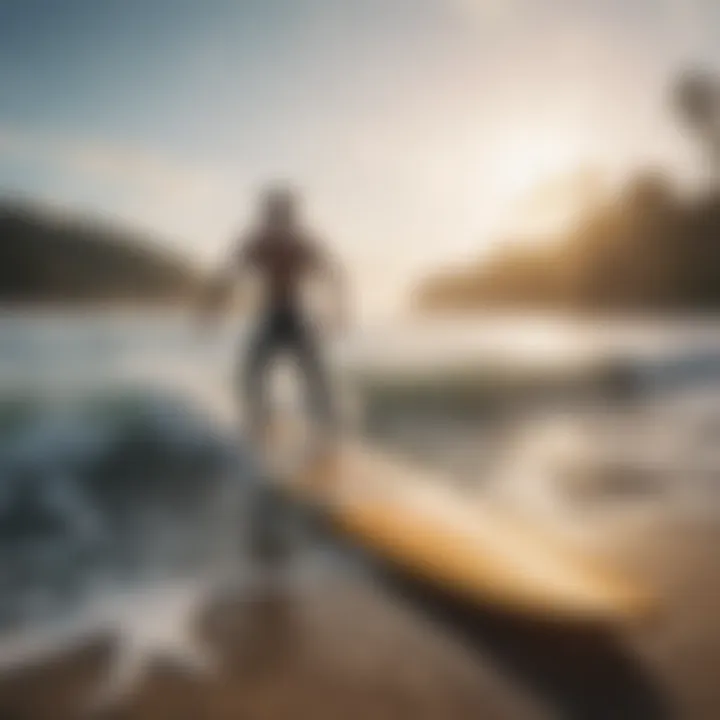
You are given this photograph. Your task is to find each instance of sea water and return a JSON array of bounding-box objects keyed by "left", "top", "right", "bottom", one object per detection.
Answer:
[
  {"left": 0, "top": 311, "right": 260, "bottom": 703},
  {"left": 1, "top": 311, "right": 720, "bottom": 703}
]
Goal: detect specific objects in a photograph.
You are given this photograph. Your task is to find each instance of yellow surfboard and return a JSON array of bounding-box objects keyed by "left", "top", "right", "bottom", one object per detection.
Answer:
[{"left": 264, "top": 424, "right": 654, "bottom": 625}]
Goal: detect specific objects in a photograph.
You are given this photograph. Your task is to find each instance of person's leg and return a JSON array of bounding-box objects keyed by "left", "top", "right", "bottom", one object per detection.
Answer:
[
  {"left": 240, "top": 314, "right": 279, "bottom": 440},
  {"left": 285, "top": 314, "right": 343, "bottom": 500},
  {"left": 288, "top": 314, "right": 336, "bottom": 436},
  {"left": 242, "top": 312, "right": 301, "bottom": 587}
]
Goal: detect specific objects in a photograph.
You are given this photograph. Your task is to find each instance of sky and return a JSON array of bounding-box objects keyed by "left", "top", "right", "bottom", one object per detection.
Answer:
[{"left": 0, "top": 0, "right": 719, "bottom": 318}]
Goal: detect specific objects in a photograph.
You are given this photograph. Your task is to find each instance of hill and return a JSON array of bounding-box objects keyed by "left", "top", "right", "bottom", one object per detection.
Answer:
[
  {"left": 0, "top": 200, "right": 202, "bottom": 305},
  {"left": 414, "top": 172, "right": 720, "bottom": 315}
]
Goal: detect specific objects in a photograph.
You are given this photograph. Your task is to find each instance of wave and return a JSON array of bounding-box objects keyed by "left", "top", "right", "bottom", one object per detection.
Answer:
[{"left": 0, "top": 380, "right": 257, "bottom": 684}]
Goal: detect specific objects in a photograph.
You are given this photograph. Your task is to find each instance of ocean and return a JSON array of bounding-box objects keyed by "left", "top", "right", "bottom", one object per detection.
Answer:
[{"left": 1, "top": 311, "right": 720, "bottom": 716}]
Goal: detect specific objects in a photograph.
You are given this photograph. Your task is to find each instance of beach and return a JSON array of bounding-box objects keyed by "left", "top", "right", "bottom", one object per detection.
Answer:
[{"left": 0, "top": 569, "right": 541, "bottom": 720}]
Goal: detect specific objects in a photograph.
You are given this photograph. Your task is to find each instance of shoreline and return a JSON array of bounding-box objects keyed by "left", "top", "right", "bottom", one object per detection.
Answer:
[{"left": 0, "top": 575, "right": 536, "bottom": 720}]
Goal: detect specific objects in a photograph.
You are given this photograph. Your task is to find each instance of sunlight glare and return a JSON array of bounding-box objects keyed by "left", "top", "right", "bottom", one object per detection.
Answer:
[{"left": 489, "top": 126, "right": 594, "bottom": 236}]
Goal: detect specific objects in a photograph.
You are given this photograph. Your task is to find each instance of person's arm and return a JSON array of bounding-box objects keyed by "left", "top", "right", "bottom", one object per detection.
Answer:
[
  {"left": 311, "top": 242, "right": 350, "bottom": 334},
  {"left": 197, "top": 236, "right": 254, "bottom": 328}
]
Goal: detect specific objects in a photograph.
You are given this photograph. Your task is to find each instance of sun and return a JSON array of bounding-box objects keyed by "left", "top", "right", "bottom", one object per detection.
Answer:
[
  {"left": 488, "top": 126, "right": 598, "bottom": 238},
  {"left": 493, "top": 127, "right": 589, "bottom": 201}
]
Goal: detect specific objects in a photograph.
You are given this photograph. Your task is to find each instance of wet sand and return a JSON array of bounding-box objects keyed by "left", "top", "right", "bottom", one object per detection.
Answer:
[
  {"left": 0, "top": 571, "right": 539, "bottom": 720},
  {"left": 0, "top": 517, "right": 718, "bottom": 720},
  {"left": 621, "top": 520, "right": 720, "bottom": 720}
]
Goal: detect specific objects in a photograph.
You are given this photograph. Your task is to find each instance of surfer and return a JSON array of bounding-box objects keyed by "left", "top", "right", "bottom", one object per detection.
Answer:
[{"left": 201, "top": 184, "right": 348, "bottom": 444}]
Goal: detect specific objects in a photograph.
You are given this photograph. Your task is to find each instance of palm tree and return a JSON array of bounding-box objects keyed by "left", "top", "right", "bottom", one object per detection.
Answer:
[{"left": 673, "top": 69, "right": 720, "bottom": 189}]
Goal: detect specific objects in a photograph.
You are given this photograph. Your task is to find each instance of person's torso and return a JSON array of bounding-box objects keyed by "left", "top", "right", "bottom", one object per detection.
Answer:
[{"left": 244, "top": 228, "right": 318, "bottom": 310}]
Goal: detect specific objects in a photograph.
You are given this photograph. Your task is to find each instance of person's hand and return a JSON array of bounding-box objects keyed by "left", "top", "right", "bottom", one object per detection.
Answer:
[
  {"left": 194, "top": 275, "right": 232, "bottom": 340},
  {"left": 325, "top": 301, "right": 350, "bottom": 339}
]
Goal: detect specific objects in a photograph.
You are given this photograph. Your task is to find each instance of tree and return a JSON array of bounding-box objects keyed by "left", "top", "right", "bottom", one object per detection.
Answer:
[{"left": 673, "top": 68, "right": 720, "bottom": 190}]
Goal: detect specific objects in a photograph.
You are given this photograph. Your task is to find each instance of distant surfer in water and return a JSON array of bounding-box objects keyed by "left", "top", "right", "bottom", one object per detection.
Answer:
[{"left": 201, "top": 184, "right": 348, "bottom": 445}]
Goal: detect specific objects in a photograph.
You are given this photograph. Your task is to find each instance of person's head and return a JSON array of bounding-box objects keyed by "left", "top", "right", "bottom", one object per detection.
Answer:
[{"left": 259, "top": 184, "right": 300, "bottom": 229}]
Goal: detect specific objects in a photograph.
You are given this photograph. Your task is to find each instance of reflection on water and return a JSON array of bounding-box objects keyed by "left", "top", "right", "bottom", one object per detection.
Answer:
[
  {"left": 1, "top": 312, "right": 720, "bottom": 714},
  {"left": 354, "top": 318, "right": 720, "bottom": 536}
]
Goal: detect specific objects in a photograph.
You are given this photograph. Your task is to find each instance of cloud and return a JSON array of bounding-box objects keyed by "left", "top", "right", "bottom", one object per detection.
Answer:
[
  {"left": 0, "top": 125, "right": 222, "bottom": 199},
  {"left": 0, "top": 124, "right": 242, "bottom": 257}
]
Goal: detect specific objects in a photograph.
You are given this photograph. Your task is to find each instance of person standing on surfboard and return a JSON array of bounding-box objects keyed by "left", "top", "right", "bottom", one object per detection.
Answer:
[{"left": 201, "top": 184, "right": 348, "bottom": 444}]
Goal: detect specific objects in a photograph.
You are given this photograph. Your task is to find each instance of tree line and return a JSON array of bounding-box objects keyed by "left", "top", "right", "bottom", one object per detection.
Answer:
[
  {"left": 415, "top": 70, "right": 720, "bottom": 315},
  {"left": 0, "top": 200, "right": 201, "bottom": 305}
]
